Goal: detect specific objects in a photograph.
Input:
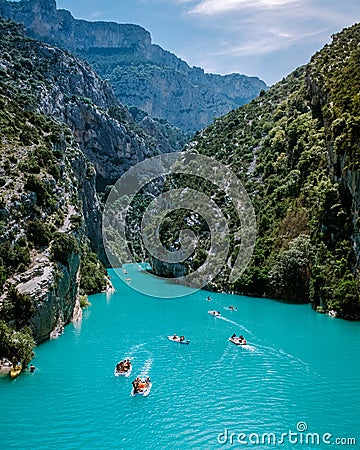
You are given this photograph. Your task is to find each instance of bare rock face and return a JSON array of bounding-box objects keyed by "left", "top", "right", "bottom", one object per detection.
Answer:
[
  {"left": 0, "top": 0, "right": 151, "bottom": 52},
  {"left": 14, "top": 252, "right": 80, "bottom": 343},
  {"left": 149, "top": 257, "right": 188, "bottom": 279},
  {"left": 0, "top": 0, "right": 268, "bottom": 133},
  {"left": 0, "top": 16, "right": 184, "bottom": 346}
]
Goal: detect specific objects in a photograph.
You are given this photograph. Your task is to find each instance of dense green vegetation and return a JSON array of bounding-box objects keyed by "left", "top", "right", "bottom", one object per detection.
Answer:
[
  {"left": 80, "top": 248, "right": 108, "bottom": 295},
  {"left": 0, "top": 321, "right": 35, "bottom": 367},
  {"left": 159, "top": 25, "right": 360, "bottom": 319},
  {"left": 0, "top": 287, "right": 36, "bottom": 367},
  {"left": 50, "top": 232, "right": 80, "bottom": 266}
]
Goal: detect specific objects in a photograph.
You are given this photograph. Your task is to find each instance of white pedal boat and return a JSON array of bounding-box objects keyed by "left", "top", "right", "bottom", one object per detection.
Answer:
[
  {"left": 131, "top": 381, "right": 152, "bottom": 397},
  {"left": 114, "top": 361, "right": 132, "bottom": 377},
  {"left": 208, "top": 310, "right": 221, "bottom": 317},
  {"left": 229, "top": 336, "right": 247, "bottom": 346},
  {"left": 167, "top": 335, "right": 189, "bottom": 345}
]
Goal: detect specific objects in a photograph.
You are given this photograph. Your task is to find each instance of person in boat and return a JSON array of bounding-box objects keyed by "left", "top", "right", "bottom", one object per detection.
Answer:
[
  {"left": 29, "top": 364, "right": 35, "bottom": 373},
  {"left": 207, "top": 296, "right": 211, "bottom": 301},
  {"left": 229, "top": 306, "right": 234, "bottom": 311},
  {"left": 173, "top": 333, "right": 178, "bottom": 340},
  {"left": 132, "top": 379, "right": 138, "bottom": 392},
  {"left": 231, "top": 333, "right": 236, "bottom": 339},
  {"left": 137, "top": 378, "right": 148, "bottom": 390},
  {"left": 132, "top": 377, "right": 141, "bottom": 393},
  {"left": 179, "top": 336, "right": 185, "bottom": 342},
  {"left": 123, "top": 359, "right": 131, "bottom": 371}
]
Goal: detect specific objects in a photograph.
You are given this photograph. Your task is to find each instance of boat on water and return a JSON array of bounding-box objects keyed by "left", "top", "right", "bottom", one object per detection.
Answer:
[
  {"left": 131, "top": 378, "right": 152, "bottom": 397},
  {"left": 9, "top": 365, "right": 22, "bottom": 379},
  {"left": 225, "top": 305, "right": 237, "bottom": 311},
  {"left": 208, "top": 310, "right": 221, "bottom": 317},
  {"left": 114, "top": 359, "right": 132, "bottom": 377},
  {"left": 167, "top": 335, "right": 189, "bottom": 345},
  {"left": 229, "top": 335, "right": 247, "bottom": 346}
]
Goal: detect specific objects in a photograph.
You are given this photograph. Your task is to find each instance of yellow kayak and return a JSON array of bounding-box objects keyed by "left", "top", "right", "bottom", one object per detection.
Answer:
[{"left": 9, "top": 365, "right": 22, "bottom": 379}]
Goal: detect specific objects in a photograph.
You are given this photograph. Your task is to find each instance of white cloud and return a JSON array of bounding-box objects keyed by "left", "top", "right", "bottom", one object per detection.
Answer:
[
  {"left": 209, "top": 28, "right": 326, "bottom": 58},
  {"left": 188, "top": 0, "right": 302, "bottom": 15}
]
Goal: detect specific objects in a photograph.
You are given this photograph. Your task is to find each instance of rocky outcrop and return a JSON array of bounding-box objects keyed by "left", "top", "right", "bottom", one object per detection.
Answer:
[
  {"left": 15, "top": 251, "right": 80, "bottom": 343},
  {"left": 149, "top": 257, "right": 187, "bottom": 279},
  {"left": 0, "top": 18, "right": 145, "bottom": 346},
  {"left": 0, "top": 0, "right": 152, "bottom": 53},
  {"left": 105, "top": 62, "right": 266, "bottom": 133},
  {"left": 0, "top": 0, "right": 268, "bottom": 133},
  {"left": 8, "top": 35, "right": 169, "bottom": 189},
  {"left": 0, "top": 15, "right": 189, "bottom": 349}
]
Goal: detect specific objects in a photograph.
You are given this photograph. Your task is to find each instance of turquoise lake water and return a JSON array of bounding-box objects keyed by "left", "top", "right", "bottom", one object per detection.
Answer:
[{"left": 1, "top": 264, "right": 359, "bottom": 449}]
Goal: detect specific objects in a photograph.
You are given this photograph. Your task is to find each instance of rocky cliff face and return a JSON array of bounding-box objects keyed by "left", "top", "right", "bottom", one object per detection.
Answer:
[
  {"left": 102, "top": 60, "right": 266, "bottom": 133},
  {"left": 0, "top": 17, "right": 177, "bottom": 350},
  {"left": 0, "top": 0, "right": 152, "bottom": 52},
  {"left": 0, "top": 0, "right": 268, "bottom": 133},
  {"left": 3, "top": 30, "right": 177, "bottom": 190}
]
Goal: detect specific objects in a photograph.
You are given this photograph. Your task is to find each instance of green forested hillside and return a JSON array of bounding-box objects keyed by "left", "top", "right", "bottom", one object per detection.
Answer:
[{"left": 180, "top": 24, "right": 360, "bottom": 319}]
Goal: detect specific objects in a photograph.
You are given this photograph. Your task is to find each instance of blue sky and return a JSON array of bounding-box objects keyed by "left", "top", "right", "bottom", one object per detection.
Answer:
[{"left": 55, "top": 0, "right": 360, "bottom": 85}]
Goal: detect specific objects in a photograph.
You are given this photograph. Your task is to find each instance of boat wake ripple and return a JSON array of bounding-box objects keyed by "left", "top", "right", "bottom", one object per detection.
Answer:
[
  {"left": 217, "top": 316, "right": 253, "bottom": 335},
  {"left": 139, "top": 358, "right": 153, "bottom": 378}
]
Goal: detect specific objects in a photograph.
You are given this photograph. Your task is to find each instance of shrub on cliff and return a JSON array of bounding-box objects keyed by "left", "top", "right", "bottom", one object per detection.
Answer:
[
  {"left": 24, "top": 174, "right": 55, "bottom": 207},
  {"left": 0, "top": 286, "right": 35, "bottom": 328},
  {"left": 80, "top": 250, "right": 107, "bottom": 295},
  {"left": 0, "top": 265, "right": 5, "bottom": 287},
  {"left": 51, "top": 232, "right": 79, "bottom": 266},
  {"left": 0, "top": 240, "right": 31, "bottom": 277},
  {"left": 27, "top": 219, "right": 52, "bottom": 247},
  {"left": 0, "top": 320, "right": 35, "bottom": 367}
]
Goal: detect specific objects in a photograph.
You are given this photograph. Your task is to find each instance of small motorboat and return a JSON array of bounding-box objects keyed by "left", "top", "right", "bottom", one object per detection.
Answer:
[
  {"left": 167, "top": 335, "right": 189, "bottom": 345},
  {"left": 225, "top": 305, "right": 237, "bottom": 311},
  {"left": 131, "top": 379, "right": 152, "bottom": 397},
  {"left": 208, "top": 310, "right": 221, "bottom": 317},
  {"left": 229, "top": 336, "right": 247, "bottom": 346},
  {"left": 9, "top": 365, "right": 22, "bottom": 379},
  {"left": 114, "top": 360, "right": 132, "bottom": 377}
]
